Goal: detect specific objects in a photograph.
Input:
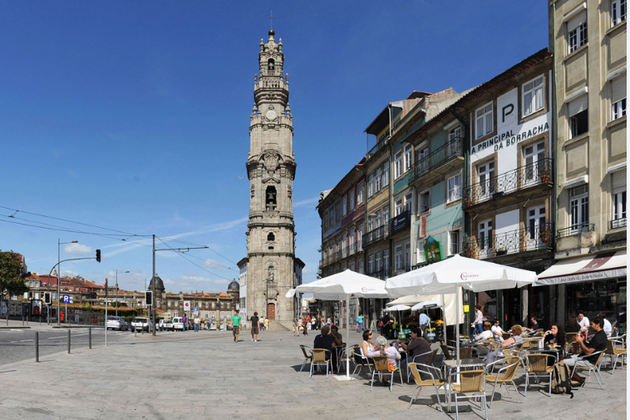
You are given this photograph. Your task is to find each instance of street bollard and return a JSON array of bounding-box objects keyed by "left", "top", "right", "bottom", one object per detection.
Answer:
[
  {"left": 35, "top": 332, "right": 39, "bottom": 363},
  {"left": 68, "top": 329, "right": 71, "bottom": 354},
  {"left": 89, "top": 328, "right": 92, "bottom": 349}
]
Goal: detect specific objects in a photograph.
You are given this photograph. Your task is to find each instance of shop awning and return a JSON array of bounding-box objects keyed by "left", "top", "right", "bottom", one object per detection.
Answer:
[{"left": 535, "top": 250, "right": 627, "bottom": 286}]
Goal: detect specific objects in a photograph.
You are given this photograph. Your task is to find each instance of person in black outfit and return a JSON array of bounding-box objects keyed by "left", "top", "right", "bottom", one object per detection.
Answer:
[
  {"left": 565, "top": 317, "right": 581, "bottom": 333},
  {"left": 313, "top": 325, "right": 337, "bottom": 373},
  {"left": 563, "top": 316, "right": 608, "bottom": 385}
]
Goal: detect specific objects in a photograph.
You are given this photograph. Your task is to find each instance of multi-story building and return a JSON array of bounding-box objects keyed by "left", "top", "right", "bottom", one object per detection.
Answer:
[{"left": 539, "top": 0, "right": 627, "bottom": 325}]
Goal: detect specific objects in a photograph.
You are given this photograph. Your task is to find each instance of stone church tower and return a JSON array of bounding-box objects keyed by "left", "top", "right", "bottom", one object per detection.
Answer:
[{"left": 245, "top": 30, "right": 300, "bottom": 326}]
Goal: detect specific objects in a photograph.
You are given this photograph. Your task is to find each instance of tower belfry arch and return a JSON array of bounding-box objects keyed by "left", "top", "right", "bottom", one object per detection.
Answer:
[{"left": 243, "top": 30, "right": 302, "bottom": 327}]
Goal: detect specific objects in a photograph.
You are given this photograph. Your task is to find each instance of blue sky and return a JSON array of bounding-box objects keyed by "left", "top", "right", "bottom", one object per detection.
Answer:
[{"left": 0, "top": 1, "right": 549, "bottom": 294}]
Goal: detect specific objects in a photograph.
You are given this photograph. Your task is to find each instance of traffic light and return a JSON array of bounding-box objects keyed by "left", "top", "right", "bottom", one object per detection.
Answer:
[
  {"left": 95, "top": 249, "right": 101, "bottom": 263},
  {"left": 145, "top": 291, "right": 153, "bottom": 306},
  {"left": 43, "top": 292, "right": 51, "bottom": 305}
]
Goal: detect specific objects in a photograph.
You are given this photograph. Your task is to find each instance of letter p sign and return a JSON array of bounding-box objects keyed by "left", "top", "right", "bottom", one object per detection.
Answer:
[{"left": 502, "top": 104, "right": 514, "bottom": 123}]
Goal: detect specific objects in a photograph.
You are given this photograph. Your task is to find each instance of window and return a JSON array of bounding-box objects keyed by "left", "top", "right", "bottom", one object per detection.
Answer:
[
  {"left": 358, "top": 260, "right": 364, "bottom": 274},
  {"left": 404, "top": 243, "right": 411, "bottom": 271},
  {"left": 349, "top": 228, "right": 355, "bottom": 254},
  {"left": 523, "top": 75, "right": 545, "bottom": 116},
  {"left": 404, "top": 193, "right": 413, "bottom": 213},
  {"left": 418, "top": 190, "right": 430, "bottom": 214},
  {"left": 404, "top": 143, "right": 413, "bottom": 172},
  {"left": 368, "top": 174, "right": 374, "bottom": 198},
  {"left": 375, "top": 252, "right": 382, "bottom": 272},
  {"left": 267, "top": 232, "right": 275, "bottom": 241},
  {"left": 612, "top": 170, "right": 627, "bottom": 226},
  {"left": 357, "top": 183, "right": 364, "bottom": 204},
  {"left": 395, "top": 198, "right": 403, "bottom": 216},
  {"left": 267, "top": 59, "right": 275, "bottom": 71},
  {"left": 448, "top": 127, "right": 462, "bottom": 157},
  {"left": 349, "top": 189, "right": 355, "bottom": 211},
  {"left": 383, "top": 249, "right": 390, "bottom": 273},
  {"left": 395, "top": 245, "right": 402, "bottom": 271},
  {"left": 383, "top": 205, "right": 390, "bottom": 226},
  {"left": 416, "top": 147, "right": 429, "bottom": 174},
  {"left": 478, "top": 220, "right": 493, "bottom": 259},
  {"left": 477, "top": 162, "right": 495, "bottom": 199},
  {"left": 382, "top": 162, "right": 390, "bottom": 186},
  {"left": 341, "top": 233, "right": 347, "bottom": 257},
  {"left": 524, "top": 142, "right": 545, "bottom": 183},
  {"left": 342, "top": 195, "right": 347, "bottom": 216},
  {"left": 335, "top": 203, "right": 341, "bottom": 223},
  {"left": 394, "top": 151, "right": 402, "bottom": 179},
  {"left": 475, "top": 102, "right": 493, "bottom": 139},
  {"left": 375, "top": 209, "right": 382, "bottom": 228},
  {"left": 612, "top": 0, "right": 627, "bottom": 26},
  {"left": 375, "top": 168, "right": 382, "bottom": 192},
  {"left": 612, "top": 76, "right": 627, "bottom": 121},
  {"left": 567, "top": 12, "right": 587, "bottom": 53},
  {"left": 449, "top": 231, "right": 460, "bottom": 256},
  {"left": 265, "top": 186, "right": 277, "bottom": 211},
  {"left": 447, "top": 174, "right": 462, "bottom": 203},
  {"left": 569, "top": 185, "right": 589, "bottom": 232},
  {"left": 368, "top": 254, "right": 374, "bottom": 274},
  {"left": 568, "top": 95, "right": 588, "bottom": 138}
]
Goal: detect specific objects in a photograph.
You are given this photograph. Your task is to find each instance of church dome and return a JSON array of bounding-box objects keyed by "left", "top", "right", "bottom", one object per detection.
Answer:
[
  {"left": 227, "top": 279, "right": 240, "bottom": 291},
  {"left": 148, "top": 275, "right": 165, "bottom": 292}
]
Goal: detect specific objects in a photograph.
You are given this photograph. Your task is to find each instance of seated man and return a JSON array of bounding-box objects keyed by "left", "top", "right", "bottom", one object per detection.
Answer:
[
  {"left": 313, "top": 325, "right": 337, "bottom": 373},
  {"left": 396, "top": 328, "right": 431, "bottom": 378},
  {"left": 473, "top": 321, "right": 494, "bottom": 343},
  {"left": 563, "top": 316, "right": 608, "bottom": 385},
  {"left": 491, "top": 319, "right": 505, "bottom": 340}
]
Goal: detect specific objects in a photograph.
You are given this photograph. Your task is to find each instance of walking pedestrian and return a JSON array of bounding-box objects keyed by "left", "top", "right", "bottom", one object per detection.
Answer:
[
  {"left": 250, "top": 312, "right": 260, "bottom": 342},
  {"left": 418, "top": 311, "right": 431, "bottom": 340},
  {"left": 193, "top": 316, "right": 200, "bottom": 332},
  {"left": 302, "top": 315, "right": 308, "bottom": 336},
  {"left": 356, "top": 313, "right": 363, "bottom": 333},
  {"left": 231, "top": 309, "right": 241, "bottom": 343},
  {"left": 293, "top": 317, "right": 299, "bottom": 336},
  {"left": 264, "top": 317, "right": 269, "bottom": 331},
  {"left": 182, "top": 314, "right": 188, "bottom": 332}
]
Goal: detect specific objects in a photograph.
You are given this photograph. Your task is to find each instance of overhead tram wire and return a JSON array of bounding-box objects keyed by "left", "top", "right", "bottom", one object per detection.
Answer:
[
  {"left": 155, "top": 237, "right": 233, "bottom": 281},
  {"left": 0, "top": 217, "right": 132, "bottom": 241},
  {"left": 167, "top": 239, "right": 239, "bottom": 266}
]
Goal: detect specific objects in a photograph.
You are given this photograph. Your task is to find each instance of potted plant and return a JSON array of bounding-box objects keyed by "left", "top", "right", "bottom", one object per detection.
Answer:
[
  {"left": 540, "top": 230, "right": 550, "bottom": 243},
  {"left": 496, "top": 248, "right": 508, "bottom": 256},
  {"left": 540, "top": 173, "right": 550, "bottom": 183},
  {"left": 464, "top": 199, "right": 472, "bottom": 207}
]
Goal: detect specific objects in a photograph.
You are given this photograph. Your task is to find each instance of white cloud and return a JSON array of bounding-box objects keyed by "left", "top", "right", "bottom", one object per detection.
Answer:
[
  {"left": 64, "top": 243, "right": 93, "bottom": 255},
  {"left": 294, "top": 197, "right": 319, "bottom": 208}
]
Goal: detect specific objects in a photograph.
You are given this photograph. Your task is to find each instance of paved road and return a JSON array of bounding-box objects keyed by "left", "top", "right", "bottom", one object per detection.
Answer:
[{"left": 0, "top": 327, "right": 626, "bottom": 420}]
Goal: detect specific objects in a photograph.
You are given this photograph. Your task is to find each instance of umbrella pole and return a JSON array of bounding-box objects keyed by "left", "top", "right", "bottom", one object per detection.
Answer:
[
  {"left": 456, "top": 287, "right": 460, "bottom": 361},
  {"left": 346, "top": 295, "right": 350, "bottom": 378},
  {"left": 441, "top": 293, "right": 447, "bottom": 342}
]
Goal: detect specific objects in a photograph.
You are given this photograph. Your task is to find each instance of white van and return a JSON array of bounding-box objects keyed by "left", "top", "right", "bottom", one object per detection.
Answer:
[{"left": 171, "top": 317, "right": 184, "bottom": 331}]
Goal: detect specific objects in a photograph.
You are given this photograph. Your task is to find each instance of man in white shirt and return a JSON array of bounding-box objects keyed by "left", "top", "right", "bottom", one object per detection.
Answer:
[
  {"left": 491, "top": 319, "right": 505, "bottom": 340},
  {"left": 598, "top": 312, "right": 613, "bottom": 335},
  {"left": 577, "top": 312, "right": 590, "bottom": 333}
]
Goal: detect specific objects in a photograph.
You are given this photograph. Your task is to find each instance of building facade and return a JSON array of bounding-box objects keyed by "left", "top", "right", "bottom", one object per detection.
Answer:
[{"left": 244, "top": 30, "right": 303, "bottom": 327}]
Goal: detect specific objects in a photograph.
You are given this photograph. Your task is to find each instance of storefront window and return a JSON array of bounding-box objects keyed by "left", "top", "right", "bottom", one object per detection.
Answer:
[{"left": 566, "top": 279, "right": 627, "bottom": 332}]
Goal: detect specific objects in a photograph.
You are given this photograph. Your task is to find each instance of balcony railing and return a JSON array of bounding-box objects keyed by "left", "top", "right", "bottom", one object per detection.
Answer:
[
  {"left": 464, "top": 158, "right": 553, "bottom": 206},
  {"left": 557, "top": 223, "right": 595, "bottom": 238},
  {"left": 362, "top": 225, "right": 389, "bottom": 247},
  {"left": 611, "top": 218, "right": 627, "bottom": 230},
  {"left": 464, "top": 223, "right": 554, "bottom": 259},
  {"left": 412, "top": 137, "right": 463, "bottom": 181},
  {"left": 371, "top": 268, "right": 391, "bottom": 280}
]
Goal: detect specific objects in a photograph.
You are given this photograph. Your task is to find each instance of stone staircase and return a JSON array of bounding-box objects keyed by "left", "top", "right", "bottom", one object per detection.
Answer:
[{"left": 270, "top": 320, "right": 293, "bottom": 332}]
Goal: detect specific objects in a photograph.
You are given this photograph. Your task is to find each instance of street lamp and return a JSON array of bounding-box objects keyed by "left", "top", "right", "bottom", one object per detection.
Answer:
[
  {"left": 115, "top": 269, "right": 129, "bottom": 317},
  {"left": 57, "top": 239, "right": 78, "bottom": 327}
]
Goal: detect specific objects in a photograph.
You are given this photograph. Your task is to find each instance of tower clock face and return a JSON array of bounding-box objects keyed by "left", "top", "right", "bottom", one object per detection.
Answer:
[{"left": 266, "top": 110, "right": 277, "bottom": 120}]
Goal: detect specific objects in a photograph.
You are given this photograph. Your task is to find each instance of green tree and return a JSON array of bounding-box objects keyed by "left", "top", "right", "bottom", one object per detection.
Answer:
[{"left": 0, "top": 251, "right": 29, "bottom": 297}]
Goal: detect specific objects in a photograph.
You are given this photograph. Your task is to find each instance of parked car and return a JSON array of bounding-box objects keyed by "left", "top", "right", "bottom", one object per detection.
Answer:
[
  {"left": 158, "top": 319, "right": 171, "bottom": 332},
  {"left": 106, "top": 316, "right": 128, "bottom": 331},
  {"left": 171, "top": 317, "right": 184, "bottom": 331},
  {"left": 130, "top": 317, "right": 152, "bottom": 332}
]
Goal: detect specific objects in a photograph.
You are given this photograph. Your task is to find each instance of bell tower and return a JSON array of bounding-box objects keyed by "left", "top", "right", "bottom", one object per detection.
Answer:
[{"left": 245, "top": 30, "right": 298, "bottom": 326}]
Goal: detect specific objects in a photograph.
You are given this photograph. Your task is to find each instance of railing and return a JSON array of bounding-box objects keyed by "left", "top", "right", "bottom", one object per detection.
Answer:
[
  {"left": 611, "top": 218, "right": 627, "bottom": 230},
  {"left": 464, "top": 158, "right": 553, "bottom": 206},
  {"left": 412, "top": 137, "right": 463, "bottom": 181},
  {"left": 367, "top": 139, "right": 387, "bottom": 158},
  {"left": 556, "top": 223, "right": 595, "bottom": 239},
  {"left": 464, "top": 223, "right": 554, "bottom": 259},
  {"left": 371, "top": 269, "right": 391, "bottom": 280},
  {"left": 362, "top": 225, "right": 389, "bottom": 247}
]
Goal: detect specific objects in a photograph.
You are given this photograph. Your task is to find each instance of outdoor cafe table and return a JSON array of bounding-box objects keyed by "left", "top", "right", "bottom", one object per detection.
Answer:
[{"left": 528, "top": 345, "right": 563, "bottom": 366}]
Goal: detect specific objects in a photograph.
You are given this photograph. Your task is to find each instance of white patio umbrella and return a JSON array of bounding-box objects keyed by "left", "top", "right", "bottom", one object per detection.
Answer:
[
  {"left": 287, "top": 270, "right": 388, "bottom": 380},
  {"left": 411, "top": 300, "right": 445, "bottom": 342},
  {"left": 386, "top": 254, "right": 537, "bottom": 361}
]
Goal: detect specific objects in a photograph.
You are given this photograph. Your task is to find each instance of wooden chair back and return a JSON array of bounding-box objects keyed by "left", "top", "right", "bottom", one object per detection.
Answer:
[
  {"left": 428, "top": 348, "right": 439, "bottom": 365},
  {"left": 527, "top": 354, "right": 550, "bottom": 373},
  {"left": 459, "top": 347, "right": 473, "bottom": 359},
  {"left": 440, "top": 343, "right": 454, "bottom": 360},
  {"left": 312, "top": 348, "right": 328, "bottom": 363},
  {"left": 456, "top": 370, "right": 485, "bottom": 393},
  {"left": 371, "top": 355, "right": 390, "bottom": 373},
  {"left": 502, "top": 332, "right": 512, "bottom": 340},
  {"left": 566, "top": 332, "right": 578, "bottom": 344}
]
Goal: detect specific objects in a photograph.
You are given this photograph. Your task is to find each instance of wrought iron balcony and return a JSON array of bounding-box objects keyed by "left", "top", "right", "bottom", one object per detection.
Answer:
[
  {"left": 611, "top": 218, "right": 627, "bottom": 230},
  {"left": 557, "top": 223, "right": 595, "bottom": 238},
  {"left": 371, "top": 268, "right": 391, "bottom": 280},
  {"left": 464, "top": 158, "right": 553, "bottom": 207},
  {"left": 464, "top": 223, "right": 554, "bottom": 259},
  {"left": 412, "top": 137, "right": 463, "bottom": 181},
  {"left": 362, "top": 225, "right": 389, "bottom": 247}
]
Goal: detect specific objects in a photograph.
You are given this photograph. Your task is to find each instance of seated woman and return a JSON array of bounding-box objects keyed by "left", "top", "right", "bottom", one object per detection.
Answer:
[
  {"left": 473, "top": 321, "right": 494, "bottom": 342},
  {"left": 544, "top": 323, "right": 566, "bottom": 355},
  {"left": 485, "top": 324, "right": 524, "bottom": 364},
  {"left": 375, "top": 335, "right": 401, "bottom": 369},
  {"left": 360, "top": 330, "right": 378, "bottom": 359},
  {"left": 313, "top": 325, "right": 337, "bottom": 372}
]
